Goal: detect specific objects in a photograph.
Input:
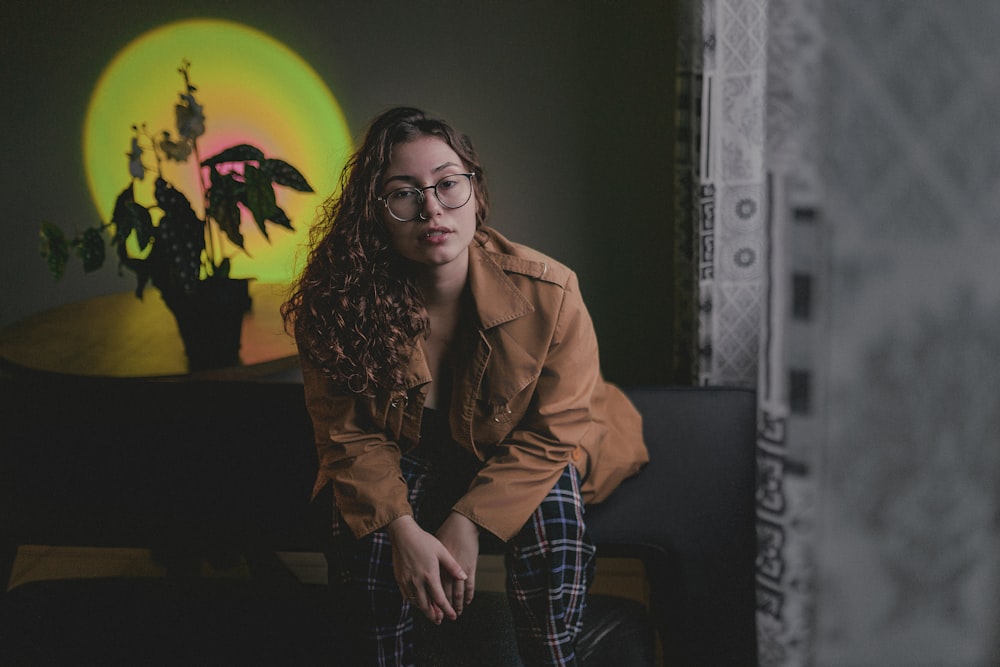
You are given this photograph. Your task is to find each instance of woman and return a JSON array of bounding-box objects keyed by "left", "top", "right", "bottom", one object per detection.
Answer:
[{"left": 283, "top": 107, "right": 648, "bottom": 666}]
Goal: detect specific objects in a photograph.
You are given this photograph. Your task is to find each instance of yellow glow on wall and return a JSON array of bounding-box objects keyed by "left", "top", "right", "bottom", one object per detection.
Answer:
[{"left": 84, "top": 19, "right": 352, "bottom": 284}]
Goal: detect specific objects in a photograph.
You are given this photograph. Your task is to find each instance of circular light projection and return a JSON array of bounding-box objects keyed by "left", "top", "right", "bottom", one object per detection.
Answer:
[{"left": 84, "top": 19, "right": 352, "bottom": 283}]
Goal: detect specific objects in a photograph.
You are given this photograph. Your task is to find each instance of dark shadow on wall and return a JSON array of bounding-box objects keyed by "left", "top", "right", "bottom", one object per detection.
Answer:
[{"left": 571, "top": 1, "right": 680, "bottom": 387}]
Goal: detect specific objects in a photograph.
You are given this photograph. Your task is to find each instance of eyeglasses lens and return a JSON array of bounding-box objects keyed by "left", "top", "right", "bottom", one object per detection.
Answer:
[{"left": 385, "top": 174, "right": 473, "bottom": 222}]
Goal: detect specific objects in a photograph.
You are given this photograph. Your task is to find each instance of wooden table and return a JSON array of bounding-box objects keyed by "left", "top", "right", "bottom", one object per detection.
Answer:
[{"left": 0, "top": 282, "right": 299, "bottom": 380}]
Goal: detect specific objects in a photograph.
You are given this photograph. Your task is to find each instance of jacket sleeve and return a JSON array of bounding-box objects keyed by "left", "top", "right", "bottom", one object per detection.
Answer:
[
  {"left": 300, "top": 358, "right": 412, "bottom": 538},
  {"left": 452, "top": 272, "right": 600, "bottom": 541}
]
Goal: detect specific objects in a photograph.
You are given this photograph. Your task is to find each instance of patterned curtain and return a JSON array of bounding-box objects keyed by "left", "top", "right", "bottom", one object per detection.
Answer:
[
  {"left": 686, "top": 1, "right": 820, "bottom": 665},
  {"left": 758, "top": 1, "right": 824, "bottom": 664},
  {"left": 695, "top": 0, "right": 768, "bottom": 390},
  {"left": 815, "top": 2, "right": 1000, "bottom": 665},
  {"left": 685, "top": 1, "right": 1000, "bottom": 666}
]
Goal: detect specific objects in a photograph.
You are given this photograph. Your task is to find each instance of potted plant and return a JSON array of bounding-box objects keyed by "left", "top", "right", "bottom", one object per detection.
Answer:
[{"left": 40, "top": 61, "right": 313, "bottom": 371}]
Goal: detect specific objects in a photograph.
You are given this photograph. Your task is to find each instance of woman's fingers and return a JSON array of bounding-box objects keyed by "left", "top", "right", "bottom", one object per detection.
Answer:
[
  {"left": 386, "top": 515, "right": 465, "bottom": 623},
  {"left": 403, "top": 584, "right": 446, "bottom": 624},
  {"left": 436, "top": 511, "right": 478, "bottom": 615},
  {"left": 441, "top": 578, "right": 456, "bottom": 615},
  {"left": 464, "top": 569, "right": 476, "bottom": 606},
  {"left": 449, "top": 577, "right": 466, "bottom": 616},
  {"left": 427, "top": 576, "right": 457, "bottom": 622}
]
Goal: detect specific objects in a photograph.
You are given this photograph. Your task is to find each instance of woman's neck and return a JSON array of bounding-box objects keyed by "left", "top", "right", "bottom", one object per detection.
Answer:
[
  {"left": 416, "top": 266, "right": 468, "bottom": 411},
  {"left": 415, "top": 263, "right": 468, "bottom": 310}
]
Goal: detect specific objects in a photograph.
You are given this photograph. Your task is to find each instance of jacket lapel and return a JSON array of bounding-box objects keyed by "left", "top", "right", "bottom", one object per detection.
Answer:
[
  {"left": 467, "top": 243, "right": 534, "bottom": 329},
  {"left": 451, "top": 245, "right": 543, "bottom": 452}
]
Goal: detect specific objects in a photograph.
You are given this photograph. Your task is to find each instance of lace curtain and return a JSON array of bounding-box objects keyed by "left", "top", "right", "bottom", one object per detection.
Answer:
[
  {"left": 680, "top": 1, "right": 1000, "bottom": 665},
  {"left": 675, "top": 0, "right": 811, "bottom": 661}
]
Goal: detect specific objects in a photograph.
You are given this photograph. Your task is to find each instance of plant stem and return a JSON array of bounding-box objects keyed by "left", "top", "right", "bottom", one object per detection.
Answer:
[{"left": 191, "top": 142, "right": 219, "bottom": 277}]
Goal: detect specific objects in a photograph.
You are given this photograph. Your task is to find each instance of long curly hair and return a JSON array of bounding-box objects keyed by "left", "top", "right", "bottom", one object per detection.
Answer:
[{"left": 282, "top": 107, "right": 490, "bottom": 395}]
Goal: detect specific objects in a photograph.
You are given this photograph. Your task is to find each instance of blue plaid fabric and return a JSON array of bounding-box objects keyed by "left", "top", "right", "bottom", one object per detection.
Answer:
[
  {"left": 506, "top": 463, "right": 595, "bottom": 666},
  {"left": 327, "top": 437, "right": 595, "bottom": 667}
]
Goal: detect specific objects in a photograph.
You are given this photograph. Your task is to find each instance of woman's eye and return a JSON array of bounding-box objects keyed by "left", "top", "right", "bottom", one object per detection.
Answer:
[
  {"left": 390, "top": 189, "right": 418, "bottom": 201},
  {"left": 438, "top": 178, "right": 458, "bottom": 191}
]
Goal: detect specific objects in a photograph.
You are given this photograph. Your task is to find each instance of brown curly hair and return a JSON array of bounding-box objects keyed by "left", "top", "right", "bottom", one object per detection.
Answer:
[{"left": 282, "top": 107, "right": 490, "bottom": 395}]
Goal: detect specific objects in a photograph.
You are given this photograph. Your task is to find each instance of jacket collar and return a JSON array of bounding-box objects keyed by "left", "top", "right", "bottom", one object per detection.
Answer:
[
  {"left": 400, "top": 235, "right": 536, "bottom": 391},
  {"left": 467, "top": 240, "right": 535, "bottom": 329}
]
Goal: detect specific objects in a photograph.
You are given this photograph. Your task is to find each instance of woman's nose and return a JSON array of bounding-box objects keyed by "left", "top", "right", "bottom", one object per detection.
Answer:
[{"left": 419, "top": 186, "right": 443, "bottom": 219}]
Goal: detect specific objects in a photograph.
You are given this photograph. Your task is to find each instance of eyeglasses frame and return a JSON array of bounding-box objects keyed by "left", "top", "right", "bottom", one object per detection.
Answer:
[{"left": 377, "top": 172, "right": 476, "bottom": 222}]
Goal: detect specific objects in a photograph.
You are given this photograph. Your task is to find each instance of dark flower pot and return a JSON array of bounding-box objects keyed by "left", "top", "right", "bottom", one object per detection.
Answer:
[{"left": 161, "top": 278, "right": 252, "bottom": 372}]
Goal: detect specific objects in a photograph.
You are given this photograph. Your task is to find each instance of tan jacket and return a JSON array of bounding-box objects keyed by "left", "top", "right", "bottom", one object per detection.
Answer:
[{"left": 301, "top": 228, "right": 648, "bottom": 541}]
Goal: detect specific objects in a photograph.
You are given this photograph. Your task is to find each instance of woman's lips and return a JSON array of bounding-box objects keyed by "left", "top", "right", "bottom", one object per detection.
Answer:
[{"left": 420, "top": 228, "right": 451, "bottom": 243}]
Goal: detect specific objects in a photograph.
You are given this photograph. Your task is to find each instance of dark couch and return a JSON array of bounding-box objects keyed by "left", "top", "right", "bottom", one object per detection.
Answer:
[{"left": 0, "top": 374, "right": 757, "bottom": 666}]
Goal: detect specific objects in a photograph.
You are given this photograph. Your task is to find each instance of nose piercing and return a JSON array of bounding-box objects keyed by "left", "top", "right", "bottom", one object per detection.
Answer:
[{"left": 418, "top": 211, "right": 428, "bottom": 221}]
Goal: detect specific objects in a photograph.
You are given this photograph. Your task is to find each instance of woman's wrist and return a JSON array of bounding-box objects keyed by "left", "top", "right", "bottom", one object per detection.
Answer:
[
  {"left": 447, "top": 511, "right": 480, "bottom": 535},
  {"left": 386, "top": 514, "right": 418, "bottom": 539}
]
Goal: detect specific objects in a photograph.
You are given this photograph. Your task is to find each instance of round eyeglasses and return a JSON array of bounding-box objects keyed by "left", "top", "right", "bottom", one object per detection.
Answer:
[{"left": 377, "top": 173, "right": 476, "bottom": 222}]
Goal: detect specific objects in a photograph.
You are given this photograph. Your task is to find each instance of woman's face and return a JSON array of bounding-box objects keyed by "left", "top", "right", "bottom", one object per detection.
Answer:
[{"left": 379, "top": 135, "right": 478, "bottom": 280}]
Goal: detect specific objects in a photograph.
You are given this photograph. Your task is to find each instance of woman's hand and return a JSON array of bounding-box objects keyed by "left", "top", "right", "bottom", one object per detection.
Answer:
[
  {"left": 386, "top": 515, "right": 467, "bottom": 624},
  {"left": 436, "top": 512, "right": 480, "bottom": 616}
]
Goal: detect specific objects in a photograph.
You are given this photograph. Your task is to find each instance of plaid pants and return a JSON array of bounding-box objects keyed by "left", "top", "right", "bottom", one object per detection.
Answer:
[{"left": 326, "top": 442, "right": 596, "bottom": 667}]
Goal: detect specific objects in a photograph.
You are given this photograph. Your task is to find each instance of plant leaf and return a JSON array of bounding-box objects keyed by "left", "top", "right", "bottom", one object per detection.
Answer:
[
  {"left": 268, "top": 206, "right": 293, "bottom": 230},
  {"left": 215, "top": 257, "right": 232, "bottom": 279},
  {"left": 132, "top": 258, "right": 151, "bottom": 299},
  {"left": 207, "top": 169, "right": 245, "bottom": 249},
  {"left": 39, "top": 222, "right": 70, "bottom": 279},
  {"left": 154, "top": 177, "right": 207, "bottom": 294},
  {"left": 111, "top": 184, "right": 155, "bottom": 250},
  {"left": 128, "top": 137, "right": 145, "bottom": 180},
  {"left": 244, "top": 164, "right": 278, "bottom": 239},
  {"left": 132, "top": 205, "right": 155, "bottom": 250},
  {"left": 260, "top": 158, "right": 314, "bottom": 192},
  {"left": 76, "top": 227, "right": 107, "bottom": 273},
  {"left": 175, "top": 93, "right": 205, "bottom": 141},
  {"left": 111, "top": 185, "right": 137, "bottom": 243},
  {"left": 160, "top": 133, "right": 193, "bottom": 162},
  {"left": 201, "top": 143, "right": 265, "bottom": 167}
]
